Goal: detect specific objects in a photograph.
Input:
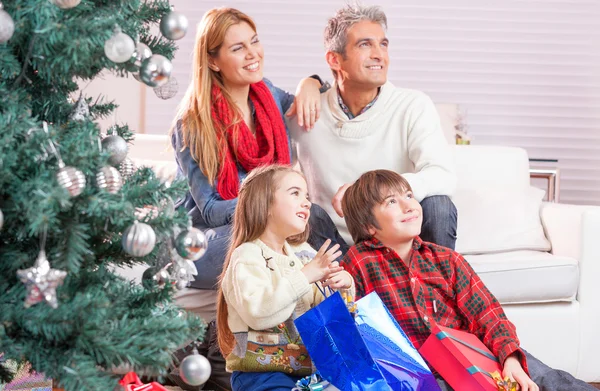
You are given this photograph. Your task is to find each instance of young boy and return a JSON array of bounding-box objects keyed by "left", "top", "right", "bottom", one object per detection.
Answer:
[{"left": 341, "top": 169, "right": 594, "bottom": 391}]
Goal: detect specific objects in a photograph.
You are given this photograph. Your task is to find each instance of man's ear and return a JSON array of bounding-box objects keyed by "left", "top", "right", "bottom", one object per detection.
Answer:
[{"left": 326, "top": 51, "right": 342, "bottom": 73}]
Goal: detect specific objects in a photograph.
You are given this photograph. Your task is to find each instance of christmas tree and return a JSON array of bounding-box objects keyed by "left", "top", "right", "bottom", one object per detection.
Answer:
[{"left": 0, "top": 1, "right": 205, "bottom": 390}]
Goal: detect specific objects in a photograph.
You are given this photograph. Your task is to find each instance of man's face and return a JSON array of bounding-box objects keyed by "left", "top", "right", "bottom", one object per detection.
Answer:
[{"left": 335, "top": 21, "right": 389, "bottom": 89}]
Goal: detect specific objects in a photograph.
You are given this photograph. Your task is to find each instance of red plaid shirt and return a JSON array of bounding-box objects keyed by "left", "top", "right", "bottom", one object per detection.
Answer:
[{"left": 343, "top": 236, "right": 528, "bottom": 371}]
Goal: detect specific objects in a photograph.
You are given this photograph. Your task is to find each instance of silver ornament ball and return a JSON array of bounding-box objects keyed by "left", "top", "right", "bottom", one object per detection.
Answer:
[
  {"left": 122, "top": 221, "right": 156, "bottom": 257},
  {"left": 101, "top": 135, "right": 128, "bottom": 166},
  {"left": 139, "top": 55, "right": 172, "bottom": 88},
  {"left": 118, "top": 157, "right": 136, "bottom": 180},
  {"left": 56, "top": 166, "right": 86, "bottom": 197},
  {"left": 160, "top": 11, "right": 188, "bottom": 41},
  {"left": 104, "top": 28, "right": 136, "bottom": 63},
  {"left": 154, "top": 77, "right": 178, "bottom": 100},
  {"left": 96, "top": 166, "right": 123, "bottom": 194},
  {"left": 50, "top": 0, "right": 81, "bottom": 9},
  {"left": 174, "top": 228, "right": 207, "bottom": 261},
  {"left": 180, "top": 349, "right": 211, "bottom": 386},
  {"left": 0, "top": 208, "right": 3, "bottom": 231},
  {"left": 0, "top": 6, "right": 15, "bottom": 44},
  {"left": 127, "top": 42, "right": 152, "bottom": 72}
]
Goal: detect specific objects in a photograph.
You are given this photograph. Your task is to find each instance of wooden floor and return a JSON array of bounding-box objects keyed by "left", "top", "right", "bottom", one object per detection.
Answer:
[{"left": 591, "top": 383, "right": 600, "bottom": 389}]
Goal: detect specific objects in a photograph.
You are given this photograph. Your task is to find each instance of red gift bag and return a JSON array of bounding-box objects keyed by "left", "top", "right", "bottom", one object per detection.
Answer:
[
  {"left": 118, "top": 372, "right": 168, "bottom": 391},
  {"left": 419, "top": 324, "right": 502, "bottom": 391}
]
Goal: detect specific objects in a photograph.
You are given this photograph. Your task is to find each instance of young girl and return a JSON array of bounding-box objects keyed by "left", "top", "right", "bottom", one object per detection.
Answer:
[{"left": 216, "top": 165, "right": 354, "bottom": 391}]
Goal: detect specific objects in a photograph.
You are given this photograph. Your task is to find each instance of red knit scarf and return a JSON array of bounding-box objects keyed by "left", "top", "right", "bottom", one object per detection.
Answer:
[{"left": 212, "top": 81, "right": 290, "bottom": 200}]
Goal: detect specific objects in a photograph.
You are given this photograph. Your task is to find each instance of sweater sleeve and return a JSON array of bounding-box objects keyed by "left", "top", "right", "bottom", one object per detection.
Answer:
[
  {"left": 401, "top": 93, "right": 457, "bottom": 202},
  {"left": 452, "top": 252, "right": 528, "bottom": 372},
  {"left": 224, "top": 244, "right": 312, "bottom": 331},
  {"left": 172, "top": 122, "right": 237, "bottom": 227}
]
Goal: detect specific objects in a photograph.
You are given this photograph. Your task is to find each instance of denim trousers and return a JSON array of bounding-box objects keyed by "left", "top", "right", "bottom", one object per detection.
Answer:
[
  {"left": 230, "top": 370, "right": 301, "bottom": 391},
  {"left": 420, "top": 195, "right": 458, "bottom": 250},
  {"left": 188, "top": 203, "right": 347, "bottom": 290},
  {"left": 435, "top": 350, "right": 596, "bottom": 391}
]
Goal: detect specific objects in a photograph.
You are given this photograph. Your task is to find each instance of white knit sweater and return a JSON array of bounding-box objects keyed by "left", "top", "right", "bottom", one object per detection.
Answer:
[
  {"left": 289, "top": 81, "right": 456, "bottom": 244},
  {"left": 222, "top": 239, "right": 354, "bottom": 375}
]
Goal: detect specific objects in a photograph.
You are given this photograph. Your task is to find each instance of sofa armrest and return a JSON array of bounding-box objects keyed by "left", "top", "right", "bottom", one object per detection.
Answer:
[{"left": 541, "top": 202, "right": 600, "bottom": 380}]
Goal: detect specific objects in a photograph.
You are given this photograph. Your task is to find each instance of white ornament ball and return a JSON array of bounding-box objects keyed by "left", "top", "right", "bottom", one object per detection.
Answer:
[
  {"left": 56, "top": 166, "right": 86, "bottom": 197},
  {"left": 160, "top": 11, "right": 188, "bottom": 41},
  {"left": 101, "top": 135, "right": 128, "bottom": 166},
  {"left": 139, "top": 55, "right": 172, "bottom": 88},
  {"left": 96, "top": 166, "right": 123, "bottom": 194},
  {"left": 180, "top": 349, "right": 211, "bottom": 386},
  {"left": 50, "top": 0, "right": 81, "bottom": 9},
  {"left": 174, "top": 228, "right": 207, "bottom": 261},
  {"left": 104, "top": 29, "right": 136, "bottom": 63},
  {"left": 0, "top": 6, "right": 14, "bottom": 44},
  {"left": 122, "top": 221, "right": 156, "bottom": 257}
]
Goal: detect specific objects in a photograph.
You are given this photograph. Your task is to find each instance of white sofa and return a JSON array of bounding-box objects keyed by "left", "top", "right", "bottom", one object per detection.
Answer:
[{"left": 128, "top": 133, "right": 600, "bottom": 382}]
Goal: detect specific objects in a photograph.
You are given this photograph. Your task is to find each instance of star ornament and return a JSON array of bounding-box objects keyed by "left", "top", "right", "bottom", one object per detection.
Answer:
[{"left": 17, "top": 251, "right": 67, "bottom": 308}]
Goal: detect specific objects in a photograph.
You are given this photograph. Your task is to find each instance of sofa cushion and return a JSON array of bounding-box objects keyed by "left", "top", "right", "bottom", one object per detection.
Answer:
[
  {"left": 453, "top": 145, "right": 531, "bottom": 189},
  {"left": 467, "top": 251, "right": 579, "bottom": 304},
  {"left": 454, "top": 186, "right": 551, "bottom": 255}
]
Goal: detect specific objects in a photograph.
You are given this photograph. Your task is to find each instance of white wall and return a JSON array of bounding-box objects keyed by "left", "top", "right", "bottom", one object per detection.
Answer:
[{"left": 92, "top": 0, "right": 600, "bottom": 205}]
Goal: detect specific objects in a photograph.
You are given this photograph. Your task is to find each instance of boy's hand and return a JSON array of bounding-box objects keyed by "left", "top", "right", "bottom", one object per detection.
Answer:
[
  {"left": 322, "top": 262, "right": 352, "bottom": 290},
  {"left": 301, "top": 239, "right": 342, "bottom": 284},
  {"left": 503, "top": 354, "right": 539, "bottom": 391}
]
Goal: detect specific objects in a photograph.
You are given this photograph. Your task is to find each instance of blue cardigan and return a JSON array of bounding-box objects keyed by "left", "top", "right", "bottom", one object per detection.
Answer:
[{"left": 171, "top": 79, "right": 295, "bottom": 229}]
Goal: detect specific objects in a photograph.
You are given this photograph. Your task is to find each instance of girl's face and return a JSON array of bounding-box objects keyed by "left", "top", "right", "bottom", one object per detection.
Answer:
[
  {"left": 267, "top": 172, "right": 311, "bottom": 239},
  {"left": 211, "top": 21, "right": 264, "bottom": 89}
]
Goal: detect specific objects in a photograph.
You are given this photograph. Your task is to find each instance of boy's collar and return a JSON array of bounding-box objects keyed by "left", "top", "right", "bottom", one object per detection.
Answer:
[{"left": 364, "top": 236, "right": 423, "bottom": 251}]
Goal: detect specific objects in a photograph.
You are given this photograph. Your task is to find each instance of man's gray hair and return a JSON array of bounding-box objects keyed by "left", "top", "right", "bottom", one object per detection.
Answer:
[{"left": 324, "top": 3, "right": 388, "bottom": 56}]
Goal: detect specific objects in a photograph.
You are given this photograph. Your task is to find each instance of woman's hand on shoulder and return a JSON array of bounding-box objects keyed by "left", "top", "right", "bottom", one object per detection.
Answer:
[{"left": 285, "top": 77, "right": 322, "bottom": 131}]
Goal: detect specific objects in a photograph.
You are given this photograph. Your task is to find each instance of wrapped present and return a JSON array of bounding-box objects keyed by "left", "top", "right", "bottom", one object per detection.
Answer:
[
  {"left": 295, "top": 291, "right": 440, "bottom": 391},
  {"left": 0, "top": 355, "right": 52, "bottom": 391},
  {"left": 118, "top": 372, "right": 167, "bottom": 391},
  {"left": 419, "top": 324, "right": 505, "bottom": 391}
]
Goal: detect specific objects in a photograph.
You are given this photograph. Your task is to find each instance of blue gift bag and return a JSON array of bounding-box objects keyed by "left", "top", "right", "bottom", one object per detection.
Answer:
[{"left": 294, "top": 291, "right": 440, "bottom": 391}]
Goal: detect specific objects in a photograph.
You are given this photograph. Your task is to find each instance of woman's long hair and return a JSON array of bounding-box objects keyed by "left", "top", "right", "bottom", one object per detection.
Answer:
[
  {"left": 216, "top": 165, "right": 310, "bottom": 356},
  {"left": 169, "top": 8, "right": 256, "bottom": 186}
]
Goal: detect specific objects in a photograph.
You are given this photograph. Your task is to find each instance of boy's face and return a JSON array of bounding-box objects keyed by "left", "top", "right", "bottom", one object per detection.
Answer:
[{"left": 368, "top": 188, "right": 422, "bottom": 244}]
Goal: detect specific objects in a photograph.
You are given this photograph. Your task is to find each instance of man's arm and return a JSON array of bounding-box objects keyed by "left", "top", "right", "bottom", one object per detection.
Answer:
[{"left": 403, "top": 93, "right": 457, "bottom": 202}]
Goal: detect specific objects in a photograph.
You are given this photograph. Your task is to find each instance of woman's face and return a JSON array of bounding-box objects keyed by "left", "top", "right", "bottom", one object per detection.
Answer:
[{"left": 211, "top": 22, "right": 264, "bottom": 89}]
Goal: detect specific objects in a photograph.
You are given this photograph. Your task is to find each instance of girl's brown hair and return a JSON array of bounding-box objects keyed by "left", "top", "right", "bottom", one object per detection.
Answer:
[
  {"left": 216, "top": 165, "right": 309, "bottom": 356},
  {"left": 169, "top": 7, "right": 256, "bottom": 186},
  {"left": 341, "top": 169, "right": 412, "bottom": 243}
]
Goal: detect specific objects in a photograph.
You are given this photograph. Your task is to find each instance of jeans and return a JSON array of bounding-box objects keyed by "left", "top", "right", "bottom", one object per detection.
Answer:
[
  {"left": 230, "top": 371, "right": 301, "bottom": 391},
  {"left": 189, "top": 203, "right": 347, "bottom": 290},
  {"left": 307, "top": 203, "right": 349, "bottom": 255},
  {"left": 420, "top": 195, "right": 458, "bottom": 250},
  {"left": 435, "top": 350, "right": 596, "bottom": 391}
]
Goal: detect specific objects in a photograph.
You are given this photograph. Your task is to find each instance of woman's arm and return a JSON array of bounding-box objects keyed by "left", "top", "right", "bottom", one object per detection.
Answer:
[
  {"left": 268, "top": 76, "right": 328, "bottom": 131},
  {"left": 172, "top": 122, "right": 237, "bottom": 227}
]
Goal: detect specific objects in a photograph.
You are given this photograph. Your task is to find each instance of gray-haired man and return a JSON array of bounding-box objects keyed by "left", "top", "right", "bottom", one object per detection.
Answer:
[{"left": 289, "top": 3, "right": 458, "bottom": 250}]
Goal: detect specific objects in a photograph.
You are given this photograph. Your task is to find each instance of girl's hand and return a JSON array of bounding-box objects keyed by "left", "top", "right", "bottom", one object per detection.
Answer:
[
  {"left": 285, "top": 77, "right": 321, "bottom": 131},
  {"left": 301, "top": 239, "right": 341, "bottom": 283},
  {"left": 502, "top": 354, "right": 539, "bottom": 391},
  {"left": 322, "top": 262, "right": 352, "bottom": 290}
]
